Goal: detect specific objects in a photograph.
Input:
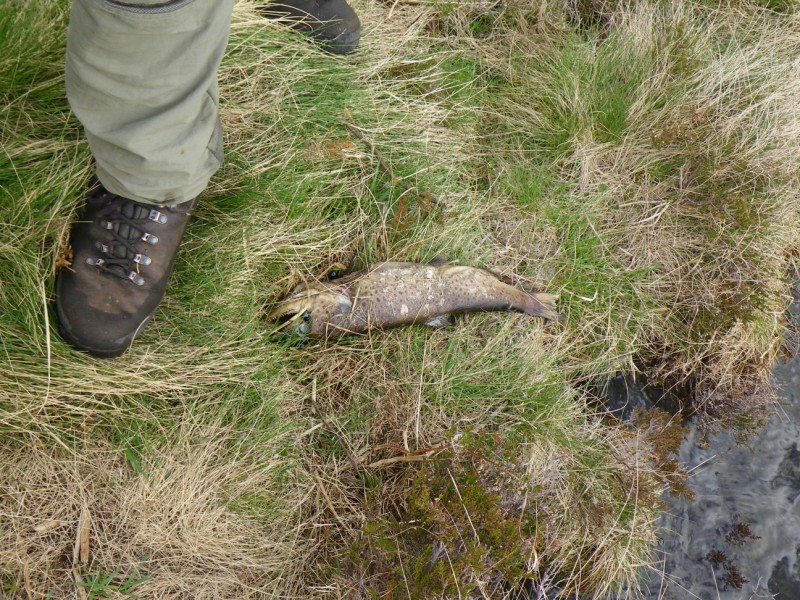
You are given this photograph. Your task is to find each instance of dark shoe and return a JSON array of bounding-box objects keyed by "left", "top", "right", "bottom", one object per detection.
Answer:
[
  {"left": 55, "top": 182, "right": 197, "bottom": 357},
  {"left": 261, "top": 0, "right": 361, "bottom": 55}
]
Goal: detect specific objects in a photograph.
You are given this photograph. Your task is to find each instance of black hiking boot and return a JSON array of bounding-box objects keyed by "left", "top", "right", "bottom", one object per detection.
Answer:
[
  {"left": 261, "top": 0, "right": 361, "bottom": 55},
  {"left": 55, "top": 182, "right": 197, "bottom": 358}
]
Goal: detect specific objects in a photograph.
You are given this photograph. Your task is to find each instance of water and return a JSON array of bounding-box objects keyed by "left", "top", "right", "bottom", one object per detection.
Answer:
[{"left": 633, "top": 333, "right": 800, "bottom": 598}]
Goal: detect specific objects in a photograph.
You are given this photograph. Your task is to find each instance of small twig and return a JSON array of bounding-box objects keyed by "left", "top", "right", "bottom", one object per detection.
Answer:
[
  {"left": 364, "top": 441, "right": 448, "bottom": 468},
  {"left": 388, "top": 0, "right": 402, "bottom": 19},
  {"left": 72, "top": 505, "right": 91, "bottom": 600},
  {"left": 370, "top": 443, "right": 448, "bottom": 456},
  {"left": 77, "top": 505, "right": 90, "bottom": 565},
  {"left": 16, "top": 536, "right": 32, "bottom": 600},
  {"left": 73, "top": 567, "right": 89, "bottom": 600},
  {"left": 313, "top": 475, "right": 347, "bottom": 528},
  {"left": 461, "top": 447, "right": 504, "bottom": 470},
  {"left": 367, "top": 454, "right": 431, "bottom": 469},
  {"left": 33, "top": 520, "right": 61, "bottom": 534},
  {"left": 344, "top": 121, "right": 444, "bottom": 207},
  {"left": 367, "top": 444, "right": 448, "bottom": 469}
]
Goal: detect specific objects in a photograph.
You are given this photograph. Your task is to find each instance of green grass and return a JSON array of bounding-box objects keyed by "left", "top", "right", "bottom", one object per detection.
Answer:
[{"left": 2, "top": 0, "right": 799, "bottom": 597}]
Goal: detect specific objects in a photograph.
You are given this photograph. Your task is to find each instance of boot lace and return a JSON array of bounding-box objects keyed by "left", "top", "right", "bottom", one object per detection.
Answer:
[{"left": 85, "top": 197, "right": 168, "bottom": 286}]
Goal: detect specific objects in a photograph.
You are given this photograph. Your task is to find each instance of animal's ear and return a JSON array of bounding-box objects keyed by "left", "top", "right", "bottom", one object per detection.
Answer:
[{"left": 427, "top": 256, "right": 454, "bottom": 267}]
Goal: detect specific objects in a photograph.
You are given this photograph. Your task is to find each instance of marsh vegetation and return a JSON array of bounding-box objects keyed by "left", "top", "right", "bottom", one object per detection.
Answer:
[{"left": 1, "top": 0, "right": 799, "bottom": 597}]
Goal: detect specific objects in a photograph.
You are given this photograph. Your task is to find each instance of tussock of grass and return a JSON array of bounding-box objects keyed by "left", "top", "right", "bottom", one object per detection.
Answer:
[
  {"left": 1, "top": 0, "right": 799, "bottom": 598},
  {"left": 465, "top": 0, "right": 800, "bottom": 424}
]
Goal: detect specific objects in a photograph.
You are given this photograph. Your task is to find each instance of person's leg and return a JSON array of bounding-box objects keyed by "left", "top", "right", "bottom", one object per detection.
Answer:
[
  {"left": 56, "top": 0, "right": 234, "bottom": 357},
  {"left": 262, "top": 0, "right": 361, "bottom": 55},
  {"left": 66, "top": 0, "right": 233, "bottom": 205}
]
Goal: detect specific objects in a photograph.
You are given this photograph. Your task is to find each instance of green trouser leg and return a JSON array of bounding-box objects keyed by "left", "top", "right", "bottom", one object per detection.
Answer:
[{"left": 65, "top": 0, "right": 234, "bottom": 207}]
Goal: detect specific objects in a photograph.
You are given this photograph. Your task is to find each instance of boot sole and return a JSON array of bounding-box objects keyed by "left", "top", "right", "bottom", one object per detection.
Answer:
[{"left": 323, "top": 29, "right": 360, "bottom": 55}]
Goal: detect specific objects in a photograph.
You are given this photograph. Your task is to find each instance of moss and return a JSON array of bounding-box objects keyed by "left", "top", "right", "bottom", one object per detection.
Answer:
[
  {"left": 348, "top": 435, "right": 544, "bottom": 597},
  {"left": 345, "top": 428, "right": 656, "bottom": 597}
]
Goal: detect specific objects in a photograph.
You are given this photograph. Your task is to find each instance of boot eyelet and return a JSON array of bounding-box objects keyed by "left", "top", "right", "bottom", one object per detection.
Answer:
[
  {"left": 128, "top": 272, "right": 145, "bottom": 286},
  {"left": 133, "top": 254, "right": 152, "bottom": 266},
  {"left": 148, "top": 209, "right": 167, "bottom": 224}
]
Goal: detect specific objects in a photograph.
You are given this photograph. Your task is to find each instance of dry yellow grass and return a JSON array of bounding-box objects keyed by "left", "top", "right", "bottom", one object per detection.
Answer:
[{"left": 1, "top": 425, "right": 306, "bottom": 598}]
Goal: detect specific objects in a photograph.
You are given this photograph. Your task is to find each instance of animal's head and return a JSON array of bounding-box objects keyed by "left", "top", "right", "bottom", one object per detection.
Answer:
[{"left": 269, "top": 282, "right": 352, "bottom": 337}]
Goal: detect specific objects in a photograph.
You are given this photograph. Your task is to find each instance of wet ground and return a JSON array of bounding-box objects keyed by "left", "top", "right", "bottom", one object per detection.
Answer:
[{"left": 614, "top": 321, "right": 800, "bottom": 598}]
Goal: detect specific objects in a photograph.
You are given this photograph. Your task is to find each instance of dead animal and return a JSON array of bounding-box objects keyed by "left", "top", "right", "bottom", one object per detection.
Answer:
[{"left": 270, "top": 261, "right": 559, "bottom": 338}]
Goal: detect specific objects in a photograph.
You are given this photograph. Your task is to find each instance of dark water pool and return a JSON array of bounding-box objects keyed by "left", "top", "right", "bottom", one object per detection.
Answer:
[{"left": 635, "top": 337, "right": 800, "bottom": 598}]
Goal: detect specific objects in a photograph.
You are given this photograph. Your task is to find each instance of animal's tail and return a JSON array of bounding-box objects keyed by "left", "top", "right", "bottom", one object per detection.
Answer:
[{"left": 522, "top": 292, "right": 560, "bottom": 321}]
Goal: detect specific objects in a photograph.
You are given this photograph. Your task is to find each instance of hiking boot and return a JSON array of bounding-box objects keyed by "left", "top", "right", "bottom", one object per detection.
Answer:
[
  {"left": 55, "top": 182, "right": 197, "bottom": 358},
  {"left": 261, "top": 0, "right": 361, "bottom": 55}
]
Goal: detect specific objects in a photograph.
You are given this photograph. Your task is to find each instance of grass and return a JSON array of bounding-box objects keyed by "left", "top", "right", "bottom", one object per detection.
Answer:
[{"left": 1, "top": 0, "right": 799, "bottom": 598}]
